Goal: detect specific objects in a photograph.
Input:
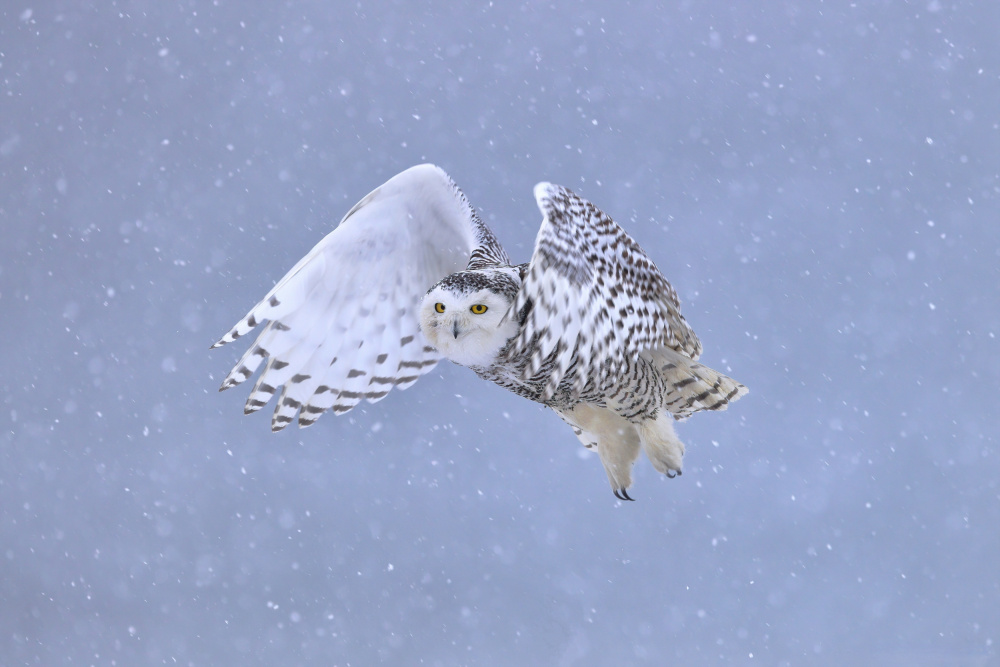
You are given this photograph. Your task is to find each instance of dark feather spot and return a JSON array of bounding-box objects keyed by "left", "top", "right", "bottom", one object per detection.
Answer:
[
  {"left": 689, "top": 389, "right": 714, "bottom": 405},
  {"left": 245, "top": 399, "right": 267, "bottom": 413}
]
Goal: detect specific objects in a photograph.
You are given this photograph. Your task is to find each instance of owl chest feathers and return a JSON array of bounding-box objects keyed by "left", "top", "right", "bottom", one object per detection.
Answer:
[
  {"left": 418, "top": 265, "right": 670, "bottom": 418},
  {"left": 474, "top": 341, "right": 674, "bottom": 422}
]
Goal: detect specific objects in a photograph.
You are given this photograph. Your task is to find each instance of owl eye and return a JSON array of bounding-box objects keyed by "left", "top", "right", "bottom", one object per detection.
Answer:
[
  {"left": 470, "top": 304, "right": 488, "bottom": 314},
  {"left": 434, "top": 302, "right": 446, "bottom": 313}
]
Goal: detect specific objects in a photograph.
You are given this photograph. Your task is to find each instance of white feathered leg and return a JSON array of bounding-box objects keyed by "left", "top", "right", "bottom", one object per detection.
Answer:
[
  {"left": 637, "top": 410, "right": 685, "bottom": 478},
  {"left": 556, "top": 404, "right": 641, "bottom": 500}
]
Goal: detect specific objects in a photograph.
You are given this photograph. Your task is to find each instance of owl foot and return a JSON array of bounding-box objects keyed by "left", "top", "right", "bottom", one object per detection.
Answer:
[
  {"left": 613, "top": 487, "right": 635, "bottom": 501},
  {"left": 638, "top": 413, "right": 685, "bottom": 479}
]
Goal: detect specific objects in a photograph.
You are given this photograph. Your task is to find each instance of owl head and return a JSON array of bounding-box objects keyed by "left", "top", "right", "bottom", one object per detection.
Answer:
[{"left": 419, "top": 268, "right": 520, "bottom": 368}]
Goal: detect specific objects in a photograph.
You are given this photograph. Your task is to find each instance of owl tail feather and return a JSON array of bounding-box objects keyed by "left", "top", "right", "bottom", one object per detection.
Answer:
[{"left": 651, "top": 347, "right": 748, "bottom": 420}]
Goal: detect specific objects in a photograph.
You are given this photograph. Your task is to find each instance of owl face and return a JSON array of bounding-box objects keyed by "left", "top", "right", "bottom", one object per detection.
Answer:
[{"left": 419, "top": 283, "right": 519, "bottom": 368}]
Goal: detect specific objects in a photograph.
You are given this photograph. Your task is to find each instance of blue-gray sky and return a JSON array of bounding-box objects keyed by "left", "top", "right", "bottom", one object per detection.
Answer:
[{"left": 2, "top": 1, "right": 998, "bottom": 665}]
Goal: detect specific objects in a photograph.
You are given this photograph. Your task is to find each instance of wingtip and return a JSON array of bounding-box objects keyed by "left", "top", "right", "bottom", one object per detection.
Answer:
[
  {"left": 211, "top": 330, "right": 240, "bottom": 348},
  {"left": 218, "top": 375, "right": 242, "bottom": 392},
  {"left": 270, "top": 418, "right": 291, "bottom": 433}
]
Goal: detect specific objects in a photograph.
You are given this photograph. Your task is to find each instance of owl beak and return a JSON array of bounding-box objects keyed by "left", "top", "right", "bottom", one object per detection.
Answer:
[{"left": 452, "top": 319, "right": 461, "bottom": 339}]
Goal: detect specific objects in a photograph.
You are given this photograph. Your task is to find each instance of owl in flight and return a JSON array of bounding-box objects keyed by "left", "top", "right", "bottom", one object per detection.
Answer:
[{"left": 213, "top": 164, "right": 747, "bottom": 500}]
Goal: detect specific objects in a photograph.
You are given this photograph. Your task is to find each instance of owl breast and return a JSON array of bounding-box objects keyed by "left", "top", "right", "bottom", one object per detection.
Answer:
[{"left": 473, "top": 345, "right": 608, "bottom": 409}]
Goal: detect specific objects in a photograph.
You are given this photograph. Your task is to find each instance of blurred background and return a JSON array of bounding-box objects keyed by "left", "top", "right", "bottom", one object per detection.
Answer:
[{"left": 2, "top": 1, "right": 998, "bottom": 665}]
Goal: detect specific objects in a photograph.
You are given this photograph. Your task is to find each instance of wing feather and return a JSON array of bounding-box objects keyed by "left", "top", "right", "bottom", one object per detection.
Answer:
[
  {"left": 512, "top": 182, "right": 702, "bottom": 400},
  {"left": 214, "top": 164, "right": 504, "bottom": 429}
]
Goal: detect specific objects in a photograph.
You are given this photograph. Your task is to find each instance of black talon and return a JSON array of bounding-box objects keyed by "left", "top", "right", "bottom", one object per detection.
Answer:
[
  {"left": 613, "top": 489, "right": 624, "bottom": 500},
  {"left": 621, "top": 488, "right": 634, "bottom": 501},
  {"left": 666, "top": 470, "right": 677, "bottom": 479}
]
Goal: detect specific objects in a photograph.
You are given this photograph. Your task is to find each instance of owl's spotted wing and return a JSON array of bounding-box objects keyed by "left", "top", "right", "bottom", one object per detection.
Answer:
[
  {"left": 511, "top": 183, "right": 703, "bottom": 400},
  {"left": 212, "top": 164, "right": 506, "bottom": 431}
]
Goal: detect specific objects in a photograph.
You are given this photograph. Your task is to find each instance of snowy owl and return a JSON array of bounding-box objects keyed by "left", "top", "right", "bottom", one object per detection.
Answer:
[{"left": 212, "top": 164, "right": 747, "bottom": 500}]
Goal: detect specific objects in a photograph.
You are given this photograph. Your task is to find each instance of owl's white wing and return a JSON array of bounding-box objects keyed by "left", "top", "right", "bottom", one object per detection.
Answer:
[
  {"left": 213, "top": 164, "right": 507, "bottom": 431},
  {"left": 511, "top": 183, "right": 703, "bottom": 400}
]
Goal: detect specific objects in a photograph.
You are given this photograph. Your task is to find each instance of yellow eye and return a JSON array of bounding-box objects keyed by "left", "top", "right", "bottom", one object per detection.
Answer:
[
  {"left": 434, "top": 303, "right": 446, "bottom": 313},
  {"left": 470, "top": 304, "right": 488, "bottom": 314}
]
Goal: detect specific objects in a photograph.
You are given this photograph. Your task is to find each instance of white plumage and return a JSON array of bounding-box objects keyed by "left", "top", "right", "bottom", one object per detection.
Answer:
[{"left": 213, "top": 164, "right": 747, "bottom": 500}]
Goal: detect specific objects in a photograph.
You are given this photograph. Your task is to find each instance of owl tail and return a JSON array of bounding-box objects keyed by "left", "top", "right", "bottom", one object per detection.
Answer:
[{"left": 650, "top": 347, "right": 749, "bottom": 420}]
